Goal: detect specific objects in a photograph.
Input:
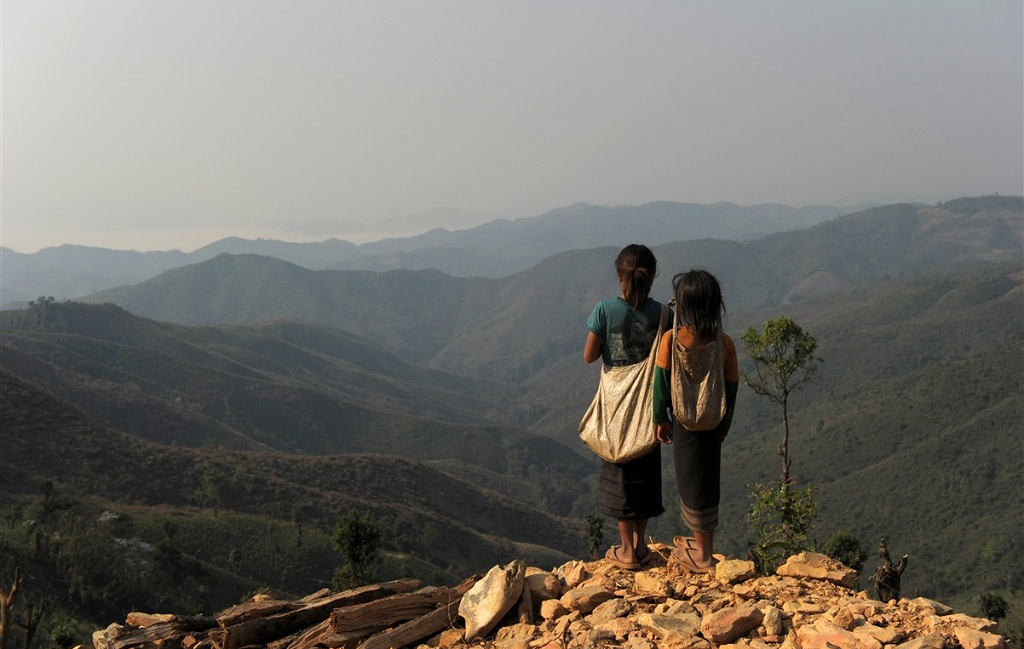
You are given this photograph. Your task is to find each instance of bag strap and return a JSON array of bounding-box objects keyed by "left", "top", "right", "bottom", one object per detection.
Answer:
[{"left": 648, "top": 303, "right": 669, "bottom": 360}]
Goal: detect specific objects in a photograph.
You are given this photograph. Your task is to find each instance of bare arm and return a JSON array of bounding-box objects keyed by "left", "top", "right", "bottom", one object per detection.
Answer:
[{"left": 583, "top": 331, "right": 604, "bottom": 364}]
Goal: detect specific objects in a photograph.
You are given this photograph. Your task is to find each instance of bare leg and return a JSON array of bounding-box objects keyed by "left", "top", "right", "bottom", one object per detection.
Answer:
[
  {"left": 616, "top": 519, "right": 640, "bottom": 563},
  {"left": 634, "top": 519, "right": 649, "bottom": 559},
  {"left": 693, "top": 529, "right": 716, "bottom": 567}
]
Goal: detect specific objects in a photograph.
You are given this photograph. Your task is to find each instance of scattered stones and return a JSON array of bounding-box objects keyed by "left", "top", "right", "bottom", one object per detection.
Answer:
[{"left": 90, "top": 547, "right": 1009, "bottom": 649}]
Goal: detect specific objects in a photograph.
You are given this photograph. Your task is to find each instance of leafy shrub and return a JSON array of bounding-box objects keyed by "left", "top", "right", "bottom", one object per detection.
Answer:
[{"left": 747, "top": 481, "right": 818, "bottom": 575}]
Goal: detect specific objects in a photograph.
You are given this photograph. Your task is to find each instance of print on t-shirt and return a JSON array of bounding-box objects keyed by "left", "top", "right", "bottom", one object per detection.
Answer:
[{"left": 608, "top": 320, "right": 655, "bottom": 365}]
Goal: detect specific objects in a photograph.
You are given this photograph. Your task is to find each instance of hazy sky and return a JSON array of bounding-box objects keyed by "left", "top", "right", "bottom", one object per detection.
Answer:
[{"left": 2, "top": 1, "right": 1022, "bottom": 253}]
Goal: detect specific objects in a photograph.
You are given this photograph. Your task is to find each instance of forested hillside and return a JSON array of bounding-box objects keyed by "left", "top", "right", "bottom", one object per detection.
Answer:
[
  {"left": 1, "top": 196, "right": 1020, "bottom": 638},
  {"left": 0, "top": 369, "right": 587, "bottom": 626}
]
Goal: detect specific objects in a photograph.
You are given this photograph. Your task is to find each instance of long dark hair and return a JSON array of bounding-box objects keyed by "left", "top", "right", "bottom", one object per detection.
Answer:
[
  {"left": 615, "top": 244, "right": 657, "bottom": 309},
  {"left": 672, "top": 268, "right": 725, "bottom": 341}
]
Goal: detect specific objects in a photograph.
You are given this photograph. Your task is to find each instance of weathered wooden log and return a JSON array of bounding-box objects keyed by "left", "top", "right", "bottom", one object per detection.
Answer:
[
  {"left": 125, "top": 613, "right": 218, "bottom": 630},
  {"left": 267, "top": 619, "right": 329, "bottom": 649},
  {"left": 96, "top": 621, "right": 208, "bottom": 649},
  {"left": 209, "top": 579, "right": 420, "bottom": 649},
  {"left": 319, "top": 587, "right": 458, "bottom": 647},
  {"left": 357, "top": 575, "right": 479, "bottom": 649},
  {"left": 215, "top": 598, "right": 295, "bottom": 627}
]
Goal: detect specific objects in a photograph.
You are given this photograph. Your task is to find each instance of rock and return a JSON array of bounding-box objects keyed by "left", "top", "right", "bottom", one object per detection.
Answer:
[
  {"left": 555, "top": 560, "right": 588, "bottom": 588},
  {"left": 796, "top": 620, "right": 882, "bottom": 649},
  {"left": 717, "top": 559, "right": 757, "bottom": 584},
  {"left": 894, "top": 631, "right": 947, "bottom": 649},
  {"left": 657, "top": 632, "right": 712, "bottom": 649},
  {"left": 559, "top": 584, "right": 616, "bottom": 614},
  {"left": 624, "top": 637, "right": 659, "bottom": 649},
  {"left": 637, "top": 609, "right": 702, "bottom": 637},
  {"left": 943, "top": 613, "right": 1000, "bottom": 632},
  {"left": 776, "top": 552, "right": 858, "bottom": 588},
  {"left": 593, "top": 616, "right": 639, "bottom": 640},
  {"left": 524, "top": 568, "right": 561, "bottom": 602},
  {"left": 782, "top": 599, "right": 825, "bottom": 615},
  {"left": 905, "top": 597, "right": 954, "bottom": 616},
  {"left": 853, "top": 622, "right": 905, "bottom": 644},
  {"left": 733, "top": 582, "right": 759, "bottom": 599},
  {"left": 125, "top": 612, "right": 177, "bottom": 627},
  {"left": 588, "top": 597, "right": 633, "bottom": 625},
  {"left": 539, "top": 599, "right": 568, "bottom": 620},
  {"left": 459, "top": 560, "right": 526, "bottom": 641},
  {"left": 437, "top": 628, "right": 464, "bottom": 648},
  {"left": 92, "top": 623, "right": 124, "bottom": 649},
  {"left": 494, "top": 622, "right": 537, "bottom": 644},
  {"left": 700, "top": 601, "right": 765, "bottom": 644},
  {"left": 760, "top": 605, "right": 785, "bottom": 636},
  {"left": 831, "top": 606, "right": 860, "bottom": 630},
  {"left": 955, "top": 626, "right": 1007, "bottom": 649},
  {"left": 634, "top": 570, "right": 673, "bottom": 596}
]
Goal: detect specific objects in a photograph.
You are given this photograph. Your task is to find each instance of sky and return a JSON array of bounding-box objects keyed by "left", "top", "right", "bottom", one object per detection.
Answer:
[{"left": 1, "top": 1, "right": 1022, "bottom": 253}]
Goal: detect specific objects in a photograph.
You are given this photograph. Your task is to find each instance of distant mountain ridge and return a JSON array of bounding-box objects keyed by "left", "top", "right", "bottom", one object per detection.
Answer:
[
  {"left": 1, "top": 200, "right": 868, "bottom": 305},
  {"left": 78, "top": 197, "right": 1023, "bottom": 382}
]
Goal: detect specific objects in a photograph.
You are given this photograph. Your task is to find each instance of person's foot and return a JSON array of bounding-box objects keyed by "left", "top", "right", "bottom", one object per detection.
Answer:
[
  {"left": 604, "top": 545, "right": 642, "bottom": 570},
  {"left": 673, "top": 535, "right": 697, "bottom": 549},
  {"left": 636, "top": 544, "right": 655, "bottom": 565},
  {"left": 669, "top": 545, "right": 716, "bottom": 573}
]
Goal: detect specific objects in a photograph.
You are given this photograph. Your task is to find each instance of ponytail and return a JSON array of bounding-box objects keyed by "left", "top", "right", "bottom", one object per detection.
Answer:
[{"left": 615, "top": 244, "right": 657, "bottom": 309}]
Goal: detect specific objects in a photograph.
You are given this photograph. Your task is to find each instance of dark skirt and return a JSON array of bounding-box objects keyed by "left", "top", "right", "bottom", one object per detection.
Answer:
[
  {"left": 672, "top": 424, "right": 723, "bottom": 532},
  {"left": 598, "top": 445, "right": 664, "bottom": 520}
]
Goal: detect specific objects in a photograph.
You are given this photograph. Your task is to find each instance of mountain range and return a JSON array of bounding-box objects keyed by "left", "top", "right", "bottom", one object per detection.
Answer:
[
  {"left": 0, "top": 195, "right": 1021, "bottom": 628},
  {"left": 1, "top": 200, "right": 869, "bottom": 306}
]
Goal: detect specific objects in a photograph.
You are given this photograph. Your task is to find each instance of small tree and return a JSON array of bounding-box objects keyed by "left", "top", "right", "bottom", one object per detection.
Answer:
[
  {"left": 979, "top": 592, "right": 1009, "bottom": 621},
  {"left": 740, "top": 316, "right": 821, "bottom": 485},
  {"left": 824, "top": 530, "right": 868, "bottom": 573},
  {"left": 332, "top": 510, "right": 382, "bottom": 588},
  {"left": 747, "top": 482, "right": 818, "bottom": 575},
  {"left": 741, "top": 316, "right": 822, "bottom": 574}
]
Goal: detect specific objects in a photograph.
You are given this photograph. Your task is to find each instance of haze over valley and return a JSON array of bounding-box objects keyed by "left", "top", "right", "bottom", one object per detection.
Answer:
[{"left": 2, "top": 195, "right": 1021, "bottom": 629}]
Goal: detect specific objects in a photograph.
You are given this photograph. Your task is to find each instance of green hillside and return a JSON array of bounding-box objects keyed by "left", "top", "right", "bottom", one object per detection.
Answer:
[
  {"left": 1, "top": 196, "right": 1021, "bottom": 632},
  {"left": 0, "top": 301, "right": 594, "bottom": 519},
  {"left": 0, "top": 369, "right": 586, "bottom": 629},
  {"left": 711, "top": 261, "right": 1023, "bottom": 602}
]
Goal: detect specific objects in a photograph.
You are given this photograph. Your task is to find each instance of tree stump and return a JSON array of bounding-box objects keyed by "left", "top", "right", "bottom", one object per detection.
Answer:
[{"left": 871, "top": 538, "right": 908, "bottom": 602}]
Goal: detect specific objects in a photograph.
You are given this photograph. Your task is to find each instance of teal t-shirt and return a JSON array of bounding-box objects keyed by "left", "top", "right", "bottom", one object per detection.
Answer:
[{"left": 586, "top": 297, "right": 665, "bottom": 367}]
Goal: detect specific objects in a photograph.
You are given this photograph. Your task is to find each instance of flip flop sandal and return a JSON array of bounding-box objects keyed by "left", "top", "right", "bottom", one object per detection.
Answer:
[
  {"left": 605, "top": 545, "right": 642, "bottom": 570},
  {"left": 669, "top": 546, "right": 715, "bottom": 574},
  {"left": 673, "top": 535, "right": 698, "bottom": 549},
  {"left": 636, "top": 545, "right": 655, "bottom": 565}
]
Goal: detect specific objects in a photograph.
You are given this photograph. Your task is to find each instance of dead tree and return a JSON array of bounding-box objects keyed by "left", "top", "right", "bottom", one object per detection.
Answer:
[
  {"left": 16, "top": 594, "right": 49, "bottom": 649},
  {"left": 871, "top": 538, "right": 908, "bottom": 602},
  {"left": 0, "top": 568, "right": 22, "bottom": 649}
]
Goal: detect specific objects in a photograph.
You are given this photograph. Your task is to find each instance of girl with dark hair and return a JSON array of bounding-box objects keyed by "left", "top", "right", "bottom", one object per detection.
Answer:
[
  {"left": 583, "top": 244, "right": 667, "bottom": 569},
  {"left": 653, "top": 268, "right": 739, "bottom": 572}
]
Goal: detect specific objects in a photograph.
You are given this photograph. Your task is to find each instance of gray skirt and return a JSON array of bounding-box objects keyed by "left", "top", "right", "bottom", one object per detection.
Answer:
[{"left": 598, "top": 445, "right": 664, "bottom": 520}]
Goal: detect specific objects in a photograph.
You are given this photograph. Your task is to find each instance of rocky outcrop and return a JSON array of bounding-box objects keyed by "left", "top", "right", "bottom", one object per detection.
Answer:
[{"left": 91, "top": 548, "right": 1007, "bottom": 649}]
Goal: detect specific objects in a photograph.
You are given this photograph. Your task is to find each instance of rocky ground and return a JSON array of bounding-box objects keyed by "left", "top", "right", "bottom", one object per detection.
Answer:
[{"left": 91, "top": 546, "right": 1009, "bottom": 649}]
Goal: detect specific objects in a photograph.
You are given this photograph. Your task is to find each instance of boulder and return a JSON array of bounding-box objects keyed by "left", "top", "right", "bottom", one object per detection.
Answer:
[{"left": 459, "top": 560, "right": 526, "bottom": 641}]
